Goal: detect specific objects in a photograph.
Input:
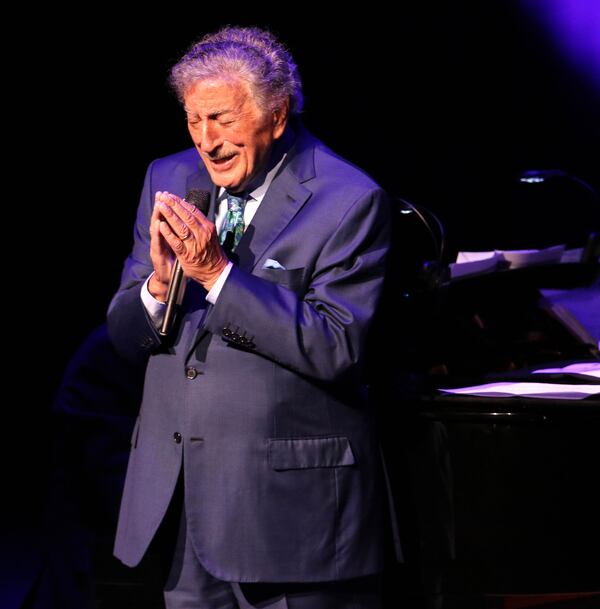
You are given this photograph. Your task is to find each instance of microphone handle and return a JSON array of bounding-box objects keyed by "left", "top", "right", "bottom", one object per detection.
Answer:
[
  {"left": 155, "top": 188, "right": 211, "bottom": 339},
  {"left": 159, "top": 260, "right": 184, "bottom": 337}
]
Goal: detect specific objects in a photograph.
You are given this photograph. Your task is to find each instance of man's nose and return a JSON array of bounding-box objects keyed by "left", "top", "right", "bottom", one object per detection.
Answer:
[{"left": 197, "top": 121, "right": 222, "bottom": 153}]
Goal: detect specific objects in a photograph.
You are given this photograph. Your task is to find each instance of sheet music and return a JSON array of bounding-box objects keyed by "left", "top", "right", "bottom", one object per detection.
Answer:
[
  {"left": 449, "top": 251, "right": 503, "bottom": 279},
  {"left": 532, "top": 362, "right": 600, "bottom": 379},
  {"left": 450, "top": 244, "right": 569, "bottom": 279},
  {"left": 439, "top": 381, "right": 600, "bottom": 400},
  {"left": 498, "top": 245, "right": 565, "bottom": 269}
]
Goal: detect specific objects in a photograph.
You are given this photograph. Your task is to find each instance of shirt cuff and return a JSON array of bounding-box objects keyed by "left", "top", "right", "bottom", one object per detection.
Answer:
[
  {"left": 141, "top": 273, "right": 166, "bottom": 327},
  {"left": 206, "top": 262, "right": 233, "bottom": 304}
]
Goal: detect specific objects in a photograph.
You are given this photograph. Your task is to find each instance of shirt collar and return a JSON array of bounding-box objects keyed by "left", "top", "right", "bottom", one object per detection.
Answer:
[{"left": 218, "top": 152, "right": 287, "bottom": 203}]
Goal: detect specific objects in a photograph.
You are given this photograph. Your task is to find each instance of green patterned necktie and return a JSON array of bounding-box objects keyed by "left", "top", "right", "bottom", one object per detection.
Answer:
[{"left": 219, "top": 192, "right": 248, "bottom": 251}]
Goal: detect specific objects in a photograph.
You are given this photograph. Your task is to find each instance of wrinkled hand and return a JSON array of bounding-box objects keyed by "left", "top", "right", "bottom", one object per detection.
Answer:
[{"left": 148, "top": 191, "right": 229, "bottom": 300}]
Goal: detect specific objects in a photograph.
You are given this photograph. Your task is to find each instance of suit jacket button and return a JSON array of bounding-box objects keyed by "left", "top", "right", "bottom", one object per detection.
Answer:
[
  {"left": 173, "top": 432, "right": 182, "bottom": 444},
  {"left": 185, "top": 366, "right": 199, "bottom": 379}
]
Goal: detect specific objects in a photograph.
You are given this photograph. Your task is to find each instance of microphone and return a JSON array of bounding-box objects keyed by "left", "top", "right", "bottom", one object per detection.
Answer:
[{"left": 159, "top": 189, "right": 211, "bottom": 337}]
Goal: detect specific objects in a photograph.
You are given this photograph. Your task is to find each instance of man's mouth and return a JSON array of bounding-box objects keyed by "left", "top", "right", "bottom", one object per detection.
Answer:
[{"left": 210, "top": 153, "right": 236, "bottom": 166}]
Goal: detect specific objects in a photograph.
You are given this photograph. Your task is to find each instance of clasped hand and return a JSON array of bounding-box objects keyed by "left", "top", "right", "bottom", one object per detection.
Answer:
[{"left": 148, "top": 191, "right": 228, "bottom": 301}]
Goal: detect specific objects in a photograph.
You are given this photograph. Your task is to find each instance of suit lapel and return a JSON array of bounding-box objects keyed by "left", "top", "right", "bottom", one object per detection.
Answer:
[
  {"left": 185, "top": 126, "right": 317, "bottom": 360},
  {"left": 234, "top": 128, "right": 316, "bottom": 272},
  {"left": 234, "top": 171, "right": 312, "bottom": 271}
]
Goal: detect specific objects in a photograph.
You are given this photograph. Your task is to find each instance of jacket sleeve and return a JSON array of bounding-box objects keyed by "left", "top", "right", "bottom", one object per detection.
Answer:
[
  {"left": 204, "top": 187, "right": 391, "bottom": 382},
  {"left": 106, "top": 161, "right": 161, "bottom": 366}
]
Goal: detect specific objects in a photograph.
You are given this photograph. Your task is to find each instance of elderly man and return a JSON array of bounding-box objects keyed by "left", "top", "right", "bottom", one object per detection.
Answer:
[{"left": 108, "top": 26, "right": 393, "bottom": 609}]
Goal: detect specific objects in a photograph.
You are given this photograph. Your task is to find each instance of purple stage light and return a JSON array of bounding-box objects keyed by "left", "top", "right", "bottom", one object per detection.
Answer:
[{"left": 518, "top": 0, "right": 600, "bottom": 92}]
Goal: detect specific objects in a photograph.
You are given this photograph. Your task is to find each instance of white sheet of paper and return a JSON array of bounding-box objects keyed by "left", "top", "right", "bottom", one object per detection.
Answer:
[
  {"left": 532, "top": 362, "right": 600, "bottom": 379},
  {"left": 450, "top": 252, "right": 503, "bottom": 279},
  {"left": 439, "top": 381, "right": 600, "bottom": 400},
  {"left": 498, "top": 245, "right": 565, "bottom": 269},
  {"left": 453, "top": 244, "right": 566, "bottom": 273}
]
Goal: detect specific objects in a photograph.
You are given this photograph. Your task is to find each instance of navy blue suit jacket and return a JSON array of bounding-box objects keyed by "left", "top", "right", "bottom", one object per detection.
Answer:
[{"left": 108, "top": 125, "right": 393, "bottom": 582}]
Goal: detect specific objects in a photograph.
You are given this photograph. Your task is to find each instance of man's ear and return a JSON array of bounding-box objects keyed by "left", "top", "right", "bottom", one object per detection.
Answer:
[{"left": 273, "top": 98, "right": 290, "bottom": 139}]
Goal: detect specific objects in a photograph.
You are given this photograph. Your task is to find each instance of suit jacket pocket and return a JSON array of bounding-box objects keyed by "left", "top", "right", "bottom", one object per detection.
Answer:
[
  {"left": 268, "top": 436, "right": 356, "bottom": 471},
  {"left": 259, "top": 267, "right": 306, "bottom": 295}
]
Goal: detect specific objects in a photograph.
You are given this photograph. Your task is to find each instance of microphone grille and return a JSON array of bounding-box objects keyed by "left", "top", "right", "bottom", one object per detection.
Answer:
[{"left": 185, "top": 189, "right": 211, "bottom": 214}]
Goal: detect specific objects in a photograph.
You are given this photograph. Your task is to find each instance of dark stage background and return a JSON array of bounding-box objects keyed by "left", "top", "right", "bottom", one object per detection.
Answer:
[{"left": 6, "top": 2, "right": 599, "bottom": 607}]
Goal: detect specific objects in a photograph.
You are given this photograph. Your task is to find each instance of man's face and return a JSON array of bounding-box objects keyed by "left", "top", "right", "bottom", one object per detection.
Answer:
[{"left": 184, "top": 77, "right": 287, "bottom": 193}]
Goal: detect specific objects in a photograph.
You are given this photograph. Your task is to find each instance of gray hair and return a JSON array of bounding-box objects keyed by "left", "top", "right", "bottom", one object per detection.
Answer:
[{"left": 169, "top": 26, "right": 304, "bottom": 116}]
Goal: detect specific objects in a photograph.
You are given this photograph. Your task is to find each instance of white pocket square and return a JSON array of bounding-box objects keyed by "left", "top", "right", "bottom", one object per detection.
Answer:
[{"left": 262, "top": 258, "right": 287, "bottom": 270}]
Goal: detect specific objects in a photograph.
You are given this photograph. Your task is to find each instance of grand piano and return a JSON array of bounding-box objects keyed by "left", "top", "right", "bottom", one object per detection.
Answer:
[{"left": 375, "top": 197, "right": 600, "bottom": 608}]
